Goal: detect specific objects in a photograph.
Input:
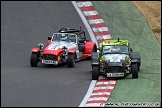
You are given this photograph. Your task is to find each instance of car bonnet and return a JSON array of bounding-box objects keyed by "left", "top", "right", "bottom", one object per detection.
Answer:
[
  {"left": 45, "top": 41, "right": 76, "bottom": 51},
  {"left": 103, "top": 54, "right": 129, "bottom": 62}
]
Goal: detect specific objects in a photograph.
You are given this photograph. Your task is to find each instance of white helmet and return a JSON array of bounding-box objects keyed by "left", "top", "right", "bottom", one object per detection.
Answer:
[
  {"left": 111, "top": 46, "right": 120, "bottom": 52},
  {"left": 103, "top": 46, "right": 111, "bottom": 53},
  {"left": 59, "top": 34, "right": 67, "bottom": 41}
]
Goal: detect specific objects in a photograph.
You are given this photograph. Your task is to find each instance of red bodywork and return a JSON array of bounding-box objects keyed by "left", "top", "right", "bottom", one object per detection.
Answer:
[
  {"left": 31, "top": 48, "right": 40, "bottom": 52},
  {"left": 68, "top": 48, "right": 76, "bottom": 54},
  {"left": 46, "top": 40, "right": 51, "bottom": 47},
  {"left": 83, "top": 42, "right": 96, "bottom": 59}
]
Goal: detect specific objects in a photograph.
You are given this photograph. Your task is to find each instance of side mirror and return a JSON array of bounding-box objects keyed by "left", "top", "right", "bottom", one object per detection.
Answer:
[
  {"left": 62, "top": 46, "right": 67, "bottom": 54},
  {"left": 48, "top": 37, "right": 51, "bottom": 40},
  {"left": 130, "top": 48, "right": 133, "bottom": 52},
  {"left": 38, "top": 43, "right": 44, "bottom": 49},
  {"left": 62, "top": 46, "right": 67, "bottom": 50}
]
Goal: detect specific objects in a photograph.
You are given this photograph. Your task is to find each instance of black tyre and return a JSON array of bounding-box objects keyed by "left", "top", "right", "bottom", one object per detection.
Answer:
[
  {"left": 78, "top": 44, "right": 85, "bottom": 52},
  {"left": 138, "top": 63, "right": 140, "bottom": 71},
  {"left": 92, "top": 46, "right": 97, "bottom": 52},
  {"left": 131, "top": 63, "right": 138, "bottom": 78},
  {"left": 30, "top": 53, "right": 38, "bottom": 67},
  {"left": 67, "top": 54, "right": 75, "bottom": 68},
  {"left": 86, "top": 46, "right": 97, "bottom": 60},
  {"left": 92, "top": 66, "right": 99, "bottom": 80}
]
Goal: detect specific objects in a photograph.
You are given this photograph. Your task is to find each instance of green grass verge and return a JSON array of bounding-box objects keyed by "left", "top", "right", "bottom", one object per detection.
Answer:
[{"left": 91, "top": 1, "right": 161, "bottom": 104}]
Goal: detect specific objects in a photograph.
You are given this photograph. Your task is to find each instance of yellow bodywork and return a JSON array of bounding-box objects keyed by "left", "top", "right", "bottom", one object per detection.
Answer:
[{"left": 102, "top": 40, "right": 129, "bottom": 46}]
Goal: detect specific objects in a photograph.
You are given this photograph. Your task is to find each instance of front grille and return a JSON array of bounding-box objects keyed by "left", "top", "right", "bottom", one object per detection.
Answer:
[
  {"left": 43, "top": 54, "right": 56, "bottom": 60},
  {"left": 107, "top": 66, "right": 124, "bottom": 72}
]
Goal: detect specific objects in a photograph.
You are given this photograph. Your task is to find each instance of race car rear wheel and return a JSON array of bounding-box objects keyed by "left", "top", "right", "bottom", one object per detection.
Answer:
[
  {"left": 92, "top": 46, "right": 97, "bottom": 52},
  {"left": 138, "top": 63, "right": 140, "bottom": 71},
  {"left": 92, "top": 66, "right": 99, "bottom": 80},
  {"left": 131, "top": 63, "right": 138, "bottom": 78},
  {"left": 67, "top": 54, "right": 75, "bottom": 68},
  {"left": 86, "top": 46, "right": 97, "bottom": 60},
  {"left": 30, "top": 53, "right": 39, "bottom": 67},
  {"left": 78, "top": 44, "right": 85, "bottom": 52}
]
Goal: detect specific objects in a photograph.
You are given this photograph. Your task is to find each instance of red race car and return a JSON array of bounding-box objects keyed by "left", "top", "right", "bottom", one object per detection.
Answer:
[{"left": 30, "top": 27, "right": 97, "bottom": 67}]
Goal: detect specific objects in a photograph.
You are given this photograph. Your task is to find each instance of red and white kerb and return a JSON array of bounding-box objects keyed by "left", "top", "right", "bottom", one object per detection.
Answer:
[
  {"left": 76, "top": 1, "right": 112, "bottom": 44},
  {"left": 85, "top": 79, "right": 116, "bottom": 107}
]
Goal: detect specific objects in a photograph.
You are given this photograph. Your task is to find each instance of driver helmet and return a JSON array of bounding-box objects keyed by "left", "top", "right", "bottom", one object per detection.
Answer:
[
  {"left": 59, "top": 34, "right": 67, "bottom": 41},
  {"left": 111, "top": 46, "right": 120, "bottom": 52},
  {"left": 103, "top": 46, "right": 111, "bottom": 53}
]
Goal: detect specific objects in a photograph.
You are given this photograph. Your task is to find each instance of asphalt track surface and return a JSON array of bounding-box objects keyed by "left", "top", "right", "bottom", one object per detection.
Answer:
[{"left": 1, "top": 1, "right": 93, "bottom": 107}]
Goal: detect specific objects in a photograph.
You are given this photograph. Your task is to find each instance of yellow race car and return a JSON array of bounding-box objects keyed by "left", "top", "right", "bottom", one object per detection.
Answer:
[{"left": 91, "top": 38, "right": 141, "bottom": 80}]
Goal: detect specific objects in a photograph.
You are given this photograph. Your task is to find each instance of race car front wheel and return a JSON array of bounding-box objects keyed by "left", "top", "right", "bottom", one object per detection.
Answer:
[
  {"left": 131, "top": 63, "right": 138, "bottom": 78},
  {"left": 30, "top": 53, "right": 38, "bottom": 67},
  {"left": 92, "top": 66, "right": 99, "bottom": 80},
  {"left": 67, "top": 53, "right": 75, "bottom": 68}
]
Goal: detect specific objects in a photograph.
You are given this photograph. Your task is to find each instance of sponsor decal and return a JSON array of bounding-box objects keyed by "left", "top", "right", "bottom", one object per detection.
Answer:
[{"left": 47, "top": 46, "right": 59, "bottom": 50}]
